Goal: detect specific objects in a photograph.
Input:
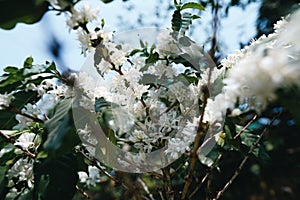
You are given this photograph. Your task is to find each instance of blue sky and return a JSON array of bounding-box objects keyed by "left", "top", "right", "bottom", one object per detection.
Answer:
[{"left": 0, "top": 0, "right": 260, "bottom": 72}]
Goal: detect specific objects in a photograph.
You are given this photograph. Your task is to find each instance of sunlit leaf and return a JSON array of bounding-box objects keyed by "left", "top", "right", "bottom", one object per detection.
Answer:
[{"left": 180, "top": 2, "right": 205, "bottom": 11}]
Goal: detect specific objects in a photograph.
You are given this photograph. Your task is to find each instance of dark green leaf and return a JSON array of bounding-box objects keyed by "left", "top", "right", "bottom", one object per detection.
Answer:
[
  {"left": 0, "top": 166, "right": 9, "bottom": 199},
  {"left": 0, "top": 146, "right": 15, "bottom": 165},
  {"left": 146, "top": 52, "right": 159, "bottom": 65},
  {"left": 139, "top": 39, "right": 145, "bottom": 48},
  {"left": 180, "top": 73, "right": 198, "bottom": 84},
  {"left": 276, "top": 86, "right": 300, "bottom": 124},
  {"left": 181, "top": 2, "right": 205, "bottom": 11},
  {"left": 0, "top": 0, "right": 49, "bottom": 30},
  {"left": 94, "top": 97, "right": 117, "bottom": 113},
  {"left": 257, "top": 145, "right": 271, "bottom": 163},
  {"left": 140, "top": 74, "right": 158, "bottom": 85},
  {"left": 171, "top": 10, "right": 182, "bottom": 32},
  {"left": 239, "top": 128, "right": 259, "bottom": 147},
  {"left": 102, "top": 0, "right": 114, "bottom": 3},
  {"left": 192, "top": 15, "right": 201, "bottom": 19},
  {"left": 198, "top": 144, "right": 220, "bottom": 167},
  {"left": 34, "top": 154, "right": 78, "bottom": 200},
  {"left": 0, "top": 58, "right": 57, "bottom": 94},
  {"left": 0, "top": 91, "right": 39, "bottom": 129},
  {"left": 43, "top": 98, "right": 73, "bottom": 152},
  {"left": 129, "top": 49, "right": 143, "bottom": 56},
  {"left": 180, "top": 13, "right": 193, "bottom": 36},
  {"left": 3, "top": 66, "right": 18, "bottom": 73}
]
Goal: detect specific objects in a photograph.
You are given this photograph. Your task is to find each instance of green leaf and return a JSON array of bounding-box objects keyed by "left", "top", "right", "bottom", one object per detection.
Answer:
[
  {"left": 257, "top": 145, "right": 271, "bottom": 163},
  {"left": 180, "top": 13, "right": 193, "bottom": 36},
  {"left": 0, "top": 58, "right": 57, "bottom": 94},
  {"left": 198, "top": 144, "right": 220, "bottom": 167},
  {"left": 240, "top": 130, "right": 259, "bottom": 147},
  {"left": 24, "top": 57, "right": 34, "bottom": 68},
  {"left": 0, "top": 166, "right": 9, "bottom": 199},
  {"left": 0, "top": 0, "right": 49, "bottom": 30},
  {"left": 276, "top": 86, "right": 300, "bottom": 124},
  {"left": 171, "top": 10, "right": 182, "bottom": 32},
  {"left": 3, "top": 66, "right": 18, "bottom": 73},
  {"left": 95, "top": 97, "right": 117, "bottom": 113},
  {"left": 180, "top": 2, "right": 205, "bottom": 11},
  {"left": 43, "top": 98, "right": 73, "bottom": 152},
  {"left": 0, "top": 91, "right": 39, "bottom": 129},
  {"left": 0, "top": 145, "right": 15, "bottom": 165},
  {"left": 34, "top": 154, "right": 78, "bottom": 200},
  {"left": 192, "top": 14, "right": 201, "bottom": 19},
  {"left": 101, "top": 0, "right": 114, "bottom": 3},
  {"left": 146, "top": 52, "right": 159, "bottom": 65},
  {"left": 129, "top": 49, "right": 143, "bottom": 57}
]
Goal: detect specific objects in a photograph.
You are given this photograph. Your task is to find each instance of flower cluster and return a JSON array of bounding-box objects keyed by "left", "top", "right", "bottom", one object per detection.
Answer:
[
  {"left": 78, "top": 166, "right": 102, "bottom": 187},
  {"left": 206, "top": 10, "right": 300, "bottom": 125},
  {"left": 66, "top": 1, "right": 99, "bottom": 29}
]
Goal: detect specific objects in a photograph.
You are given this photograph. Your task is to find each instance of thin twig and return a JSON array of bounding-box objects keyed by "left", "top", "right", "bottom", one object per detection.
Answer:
[
  {"left": 213, "top": 115, "right": 279, "bottom": 200},
  {"left": 76, "top": 185, "right": 89, "bottom": 199},
  {"left": 5, "top": 106, "right": 44, "bottom": 123},
  {"left": 208, "top": 0, "right": 220, "bottom": 63},
  {"left": 159, "top": 190, "right": 165, "bottom": 200},
  {"left": 234, "top": 114, "right": 257, "bottom": 139},
  {"left": 0, "top": 130, "right": 36, "bottom": 158},
  {"left": 181, "top": 87, "right": 209, "bottom": 200},
  {"left": 188, "top": 113, "right": 258, "bottom": 199},
  {"left": 75, "top": 147, "right": 130, "bottom": 190},
  {"left": 147, "top": 171, "right": 163, "bottom": 179},
  {"left": 137, "top": 177, "right": 155, "bottom": 200},
  {"left": 188, "top": 153, "right": 223, "bottom": 199}
]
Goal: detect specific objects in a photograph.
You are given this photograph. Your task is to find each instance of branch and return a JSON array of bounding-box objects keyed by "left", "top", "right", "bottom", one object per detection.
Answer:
[
  {"left": 137, "top": 177, "right": 155, "bottom": 200},
  {"left": 75, "top": 185, "right": 89, "bottom": 199},
  {"left": 0, "top": 130, "right": 36, "bottom": 158},
  {"left": 234, "top": 114, "right": 257, "bottom": 139},
  {"left": 213, "top": 115, "right": 279, "bottom": 200},
  {"left": 181, "top": 86, "right": 209, "bottom": 200},
  {"left": 6, "top": 106, "right": 44, "bottom": 123},
  {"left": 162, "top": 167, "right": 174, "bottom": 199},
  {"left": 187, "top": 113, "right": 258, "bottom": 198},
  {"left": 188, "top": 153, "right": 223, "bottom": 199},
  {"left": 75, "top": 146, "right": 130, "bottom": 190},
  {"left": 208, "top": 0, "right": 220, "bottom": 63}
]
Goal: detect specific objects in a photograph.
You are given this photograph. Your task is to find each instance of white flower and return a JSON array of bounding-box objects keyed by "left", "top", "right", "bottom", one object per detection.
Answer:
[
  {"left": 144, "top": 61, "right": 176, "bottom": 79},
  {"left": 165, "top": 117, "right": 199, "bottom": 159},
  {"left": 78, "top": 166, "right": 101, "bottom": 187},
  {"left": 67, "top": 2, "right": 99, "bottom": 29},
  {"left": 14, "top": 103, "right": 45, "bottom": 130},
  {"left": 157, "top": 30, "right": 180, "bottom": 55},
  {"left": 278, "top": 9, "right": 300, "bottom": 50},
  {"left": 7, "top": 158, "right": 34, "bottom": 188},
  {"left": 231, "top": 108, "right": 242, "bottom": 116},
  {"left": 96, "top": 59, "right": 113, "bottom": 75},
  {"left": 220, "top": 50, "right": 245, "bottom": 69},
  {"left": 78, "top": 125, "right": 98, "bottom": 156},
  {"left": 77, "top": 30, "right": 92, "bottom": 55},
  {"left": 0, "top": 93, "right": 14, "bottom": 109},
  {"left": 14, "top": 132, "right": 41, "bottom": 152},
  {"left": 217, "top": 10, "right": 300, "bottom": 116}
]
